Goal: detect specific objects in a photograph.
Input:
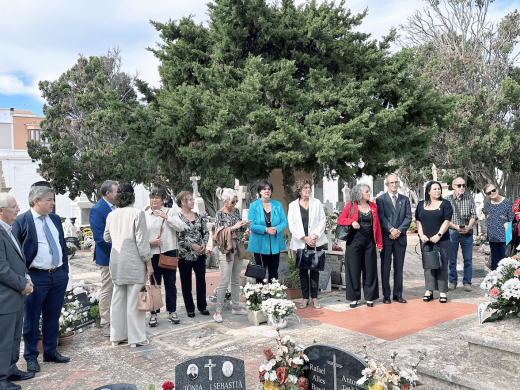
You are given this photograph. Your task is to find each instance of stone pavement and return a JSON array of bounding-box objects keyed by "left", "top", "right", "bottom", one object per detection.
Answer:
[{"left": 17, "top": 242, "right": 495, "bottom": 390}]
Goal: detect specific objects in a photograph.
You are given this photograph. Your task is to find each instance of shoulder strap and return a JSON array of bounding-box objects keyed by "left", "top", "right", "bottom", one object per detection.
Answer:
[{"left": 451, "top": 197, "right": 463, "bottom": 220}]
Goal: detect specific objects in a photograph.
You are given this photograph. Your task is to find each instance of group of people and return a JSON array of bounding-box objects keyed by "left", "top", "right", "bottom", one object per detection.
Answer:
[{"left": 0, "top": 173, "right": 512, "bottom": 389}]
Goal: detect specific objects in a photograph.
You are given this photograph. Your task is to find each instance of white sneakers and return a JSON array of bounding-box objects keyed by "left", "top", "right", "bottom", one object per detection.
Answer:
[
  {"left": 231, "top": 308, "right": 248, "bottom": 316},
  {"left": 213, "top": 313, "right": 223, "bottom": 323}
]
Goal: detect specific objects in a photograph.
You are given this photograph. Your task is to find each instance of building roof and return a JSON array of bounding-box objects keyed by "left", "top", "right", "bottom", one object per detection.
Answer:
[{"left": 0, "top": 108, "right": 37, "bottom": 116}]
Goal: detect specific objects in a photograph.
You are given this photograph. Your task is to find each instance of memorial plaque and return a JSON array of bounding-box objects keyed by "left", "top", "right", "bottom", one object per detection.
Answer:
[
  {"left": 66, "top": 236, "right": 80, "bottom": 248},
  {"left": 63, "top": 292, "right": 95, "bottom": 330},
  {"left": 318, "top": 263, "right": 332, "bottom": 290},
  {"left": 304, "top": 345, "right": 367, "bottom": 390},
  {"left": 326, "top": 253, "right": 344, "bottom": 285},
  {"left": 175, "top": 355, "right": 245, "bottom": 390}
]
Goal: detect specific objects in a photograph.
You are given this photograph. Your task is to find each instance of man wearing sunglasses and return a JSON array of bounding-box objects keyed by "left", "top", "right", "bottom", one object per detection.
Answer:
[{"left": 446, "top": 177, "right": 477, "bottom": 292}]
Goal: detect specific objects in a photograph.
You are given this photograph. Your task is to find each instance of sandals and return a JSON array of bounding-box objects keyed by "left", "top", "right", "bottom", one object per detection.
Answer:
[
  {"left": 130, "top": 339, "right": 151, "bottom": 348},
  {"left": 439, "top": 295, "right": 448, "bottom": 303},
  {"left": 299, "top": 300, "right": 309, "bottom": 309},
  {"left": 349, "top": 302, "right": 358, "bottom": 308},
  {"left": 423, "top": 292, "right": 433, "bottom": 302},
  {"left": 111, "top": 340, "right": 128, "bottom": 346}
]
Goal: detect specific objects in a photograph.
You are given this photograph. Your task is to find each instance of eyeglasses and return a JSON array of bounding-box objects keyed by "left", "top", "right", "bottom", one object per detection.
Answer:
[
  {"left": 486, "top": 188, "right": 497, "bottom": 196},
  {"left": 387, "top": 181, "right": 399, "bottom": 185},
  {"left": 3, "top": 205, "right": 20, "bottom": 209},
  {"left": 454, "top": 184, "right": 466, "bottom": 188},
  {"left": 230, "top": 200, "right": 237, "bottom": 205}
]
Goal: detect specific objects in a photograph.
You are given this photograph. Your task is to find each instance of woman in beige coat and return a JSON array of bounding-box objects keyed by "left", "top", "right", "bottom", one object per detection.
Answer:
[{"left": 104, "top": 184, "right": 153, "bottom": 347}]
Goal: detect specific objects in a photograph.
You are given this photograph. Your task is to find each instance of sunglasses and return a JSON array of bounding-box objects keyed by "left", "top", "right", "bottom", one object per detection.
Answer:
[
  {"left": 454, "top": 184, "right": 466, "bottom": 188},
  {"left": 486, "top": 188, "right": 497, "bottom": 196},
  {"left": 387, "top": 181, "right": 399, "bottom": 185},
  {"left": 229, "top": 200, "right": 237, "bottom": 205}
]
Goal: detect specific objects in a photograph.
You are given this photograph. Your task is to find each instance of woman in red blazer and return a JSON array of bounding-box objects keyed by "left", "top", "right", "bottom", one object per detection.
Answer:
[{"left": 337, "top": 184, "right": 382, "bottom": 308}]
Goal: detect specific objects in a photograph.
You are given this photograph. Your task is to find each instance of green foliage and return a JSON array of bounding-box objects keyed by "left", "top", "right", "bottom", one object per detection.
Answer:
[
  {"left": 137, "top": 0, "right": 449, "bottom": 204},
  {"left": 280, "top": 254, "right": 301, "bottom": 289},
  {"left": 89, "top": 304, "right": 100, "bottom": 318},
  {"left": 29, "top": 49, "right": 160, "bottom": 202}
]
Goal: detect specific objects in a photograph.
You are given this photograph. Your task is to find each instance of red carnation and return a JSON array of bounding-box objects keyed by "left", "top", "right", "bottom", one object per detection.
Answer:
[
  {"left": 297, "top": 377, "right": 308, "bottom": 390},
  {"left": 263, "top": 348, "right": 274, "bottom": 359},
  {"left": 162, "top": 381, "right": 174, "bottom": 390},
  {"left": 259, "top": 370, "right": 265, "bottom": 381}
]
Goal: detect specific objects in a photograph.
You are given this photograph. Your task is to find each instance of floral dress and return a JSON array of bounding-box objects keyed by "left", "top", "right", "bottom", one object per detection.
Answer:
[
  {"left": 177, "top": 213, "right": 209, "bottom": 261},
  {"left": 215, "top": 208, "right": 246, "bottom": 244}
]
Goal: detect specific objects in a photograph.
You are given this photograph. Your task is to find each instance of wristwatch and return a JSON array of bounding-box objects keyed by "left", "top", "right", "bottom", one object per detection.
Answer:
[{"left": 437, "top": 233, "right": 442, "bottom": 237}]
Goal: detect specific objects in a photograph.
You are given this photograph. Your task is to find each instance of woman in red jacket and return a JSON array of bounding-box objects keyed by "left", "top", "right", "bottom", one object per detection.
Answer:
[{"left": 337, "top": 184, "right": 383, "bottom": 308}]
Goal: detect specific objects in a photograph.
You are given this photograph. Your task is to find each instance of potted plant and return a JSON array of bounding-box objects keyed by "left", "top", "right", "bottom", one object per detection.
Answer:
[
  {"left": 66, "top": 242, "right": 77, "bottom": 258},
  {"left": 407, "top": 221, "right": 418, "bottom": 234},
  {"left": 242, "top": 282, "right": 268, "bottom": 326},
  {"left": 90, "top": 304, "right": 101, "bottom": 328},
  {"left": 261, "top": 298, "right": 296, "bottom": 330},
  {"left": 279, "top": 255, "right": 302, "bottom": 300},
  {"left": 58, "top": 294, "right": 83, "bottom": 345}
]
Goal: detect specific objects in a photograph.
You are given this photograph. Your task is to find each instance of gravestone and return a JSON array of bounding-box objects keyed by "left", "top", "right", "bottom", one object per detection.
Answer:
[
  {"left": 324, "top": 200, "right": 333, "bottom": 213},
  {"left": 318, "top": 263, "right": 332, "bottom": 290},
  {"left": 326, "top": 253, "right": 344, "bottom": 285},
  {"left": 336, "top": 201, "right": 345, "bottom": 213},
  {"left": 304, "top": 344, "right": 367, "bottom": 390},
  {"left": 63, "top": 292, "right": 95, "bottom": 330},
  {"left": 175, "top": 355, "right": 245, "bottom": 390},
  {"left": 93, "top": 385, "right": 137, "bottom": 390},
  {"left": 66, "top": 236, "right": 80, "bottom": 249}
]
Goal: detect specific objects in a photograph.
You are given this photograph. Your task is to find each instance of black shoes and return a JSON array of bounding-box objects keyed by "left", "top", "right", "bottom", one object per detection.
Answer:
[
  {"left": 26, "top": 360, "right": 40, "bottom": 373},
  {"left": 199, "top": 309, "right": 210, "bottom": 316},
  {"left": 0, "top": 381, "right": 21, "bottom": 390},
  {"left": 383, "top": 298, "right": 391, "bottom": 304},
  {"left": 187, "top": 311, "right": 195, "bottom": 318},
  {"left": 43, "top": 352, "right": 70, "bottom": 363},
  {"left": 367, "top": 302, "right": 374, "bottom": 307},
  {"left": 7, "top": 366, "right": 35, "bottom": 381},
  {"left": 394, "top": 297, "right": 407, "bottom": 303},
  {"left": 349, "top": 302, "right": 358, "bottom": 308}
]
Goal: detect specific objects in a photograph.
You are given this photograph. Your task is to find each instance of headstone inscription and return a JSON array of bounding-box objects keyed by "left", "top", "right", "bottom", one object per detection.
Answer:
[
  {"left": 175, "top": 355, "right": 245, "bottom": 390},
  {"left": 63, "top": 292, "right": 95, "bottom": 330},
  {"left": 304, "top": 344, "right": 367, "bottom": 390}
]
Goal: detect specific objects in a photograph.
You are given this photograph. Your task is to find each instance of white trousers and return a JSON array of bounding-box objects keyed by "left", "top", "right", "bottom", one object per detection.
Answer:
[
  {"left": 217, "top": 252, "right": 243, "bottom": 312},
  {"left": 110, "top": 283, "right": 146, "bottom": 344}
]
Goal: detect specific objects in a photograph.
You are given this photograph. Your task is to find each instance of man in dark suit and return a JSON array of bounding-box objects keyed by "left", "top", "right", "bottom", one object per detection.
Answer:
[
  {"left": 12, "top": 186, "right": 70, "bottom": 373},
  {"left": 376, "top": 174, "right": 412, "bottom": 304},
  {"left": 0, "top": 194, "right": 35, "bottom": 390},
  {"left": 89, "top": 180, "right": 118, "bottom": 337}
]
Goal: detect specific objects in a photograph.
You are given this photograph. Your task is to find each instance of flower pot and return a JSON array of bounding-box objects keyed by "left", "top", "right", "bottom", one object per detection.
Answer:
[
  {"left": 37, "top": 337, "right": 60, "bottom": 352},
  {"left": 58, "top": 331, "right": 75, "bottom": 346},
  {"left": 94, "top": 317, "right": 102, "bottom": 328},
  {"left": 267, "top": 315, "right": 287, "bottom": 330},
  {"left": 285, "top": 288, "right": 302, "bottom": 300},
  {"left": 341, "top": 272, "right": 346, "bottom": 286},
  {"left": 248, "top": 310, "right": 268, "bottom": 326}
]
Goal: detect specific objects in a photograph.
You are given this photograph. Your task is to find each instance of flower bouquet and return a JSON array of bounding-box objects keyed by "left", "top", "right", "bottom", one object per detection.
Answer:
[
  {"left": 261, "top": 279, "right": 288, "bottom": 300},
  {"left": 66, "top": 242, "right": 77, "bottom": 257},
  {"left": 357, "top": 346, "right": 425, "bottom": 389},
  {"left": 259, "top": 334, "right": 309, "bottom": 390},
  {"left": 59, "top": 295, "right": 84, "bottom": 337},
  {"left": 261, "top": 299, "right": 296, "bottom": 329},
  {"left": 242, "top": 282, "right": 264, "bottom": 311},
  {"left": 480, "top": 256, "right": 520, "bottom": 322}
]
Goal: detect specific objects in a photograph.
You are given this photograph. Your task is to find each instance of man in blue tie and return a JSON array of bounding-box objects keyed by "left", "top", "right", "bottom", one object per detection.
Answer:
[
  {"left": 12, "top": 186, "right": 69, "bottom": 373},
  {"left": 89, "top": 180, "right": 118, "bottom": 337}
]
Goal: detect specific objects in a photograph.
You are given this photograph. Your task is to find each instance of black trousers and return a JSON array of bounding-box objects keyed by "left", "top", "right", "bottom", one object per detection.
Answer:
[
  {"left": 381, "top": 240, "right": 406, "bottom": 299},
  {"left": 150, "top": 251, "right": 177, "bottom": 314},
  {"left": 345, "top": 231, "right": 379, "bottom": 301},
  {"left": 299, "top": 269, "right": 320, "bottom": 299},
  {"left": 0, "top": 306, "right": 24, "bottom": 381},
  {"left": 254, "top": 253, "right": 280, "bottom": 283},
  {"left": 178, "top": 255, "right": 207, "bottom": 312}
]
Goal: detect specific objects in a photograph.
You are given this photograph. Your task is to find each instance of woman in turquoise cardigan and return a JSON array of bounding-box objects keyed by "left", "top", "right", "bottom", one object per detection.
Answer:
[{"left": 247, "top": 180, "right": 288, "bottom": 283}]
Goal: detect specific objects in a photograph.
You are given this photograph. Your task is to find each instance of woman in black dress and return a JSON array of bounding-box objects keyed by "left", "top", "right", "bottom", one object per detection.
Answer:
[{"left": 415, "top": 181, "right": 453, "bottom": 303}]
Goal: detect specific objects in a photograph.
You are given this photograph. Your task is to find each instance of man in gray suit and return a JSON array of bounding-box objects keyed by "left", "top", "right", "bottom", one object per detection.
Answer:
[
  {"left": 0, "top": 194, "right": 35, "bottom": 390},
  {"left": 376, "top": 175, "right": 412, "bottom": 304}
]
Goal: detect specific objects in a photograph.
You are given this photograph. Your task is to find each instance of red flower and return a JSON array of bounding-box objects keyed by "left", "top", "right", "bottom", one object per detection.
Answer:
[
  {"left": 162, "top": 381, "right": 174, "bottom": 390},
  {"left": 259, "top": 370, "right": 265, "bottom": 381},
  {"left": 401, "top": 384, "right": 410, "bottom": 390},
  {"left": 490, "top": 287, "right": 500, "bottom": 297},
  {"left": 297, "top": 377, "right": 308, "bottom": 390},
  {"left": 276, "top": 367, "right": 289, "bottom": 384},
  {"left": 263, "top": 348, "right": 274, "bottom": 359}
]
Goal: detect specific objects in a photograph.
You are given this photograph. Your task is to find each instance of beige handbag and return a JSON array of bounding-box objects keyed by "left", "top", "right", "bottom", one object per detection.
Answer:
[
  {"left": 157, "top": 211, "right": 179, "bottom": 270},
  {"left": 137, "top": 275, "right": 164, "bottom": 312}
]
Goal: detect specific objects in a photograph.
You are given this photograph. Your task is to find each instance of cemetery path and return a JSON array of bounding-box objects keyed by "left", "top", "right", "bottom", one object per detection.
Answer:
[{"left": 17, "top": 246, "right": 491, "bottom": 390}]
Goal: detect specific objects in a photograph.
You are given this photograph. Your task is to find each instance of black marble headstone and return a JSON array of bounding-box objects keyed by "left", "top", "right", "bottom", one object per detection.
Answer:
[
  {"left": 63, "top": 292, "right": 95, "bottom": 330},
  {"left": 66, "top": 236, "right": 81, "bottom": 248},
  {"left": 175, "top": 355, "right": 245, "bottom": 390},
  {"left": 93, "top": 384, "right": 137, "bottom": 390},
  {"left": 304, "top": 344, "right": 367, "bottom": 390}
]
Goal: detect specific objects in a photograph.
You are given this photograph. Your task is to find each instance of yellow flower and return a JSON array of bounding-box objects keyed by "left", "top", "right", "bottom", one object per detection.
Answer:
[{"left": 369, "top": 384, "right": 384, "bottom": 390}]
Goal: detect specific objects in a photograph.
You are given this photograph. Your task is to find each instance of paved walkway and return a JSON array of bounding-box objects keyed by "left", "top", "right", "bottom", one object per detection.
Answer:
[{"left": 16, "top": 243, "right": 490, "bottom": 390}]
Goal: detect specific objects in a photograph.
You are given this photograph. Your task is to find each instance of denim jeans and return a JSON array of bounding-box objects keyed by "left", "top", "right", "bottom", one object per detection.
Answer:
[
  {"left": 489, "top": 242, "right": 506, "bottom": 270},
  {"left": 448, "top": 229, "right": 473, "bottom": 285}
]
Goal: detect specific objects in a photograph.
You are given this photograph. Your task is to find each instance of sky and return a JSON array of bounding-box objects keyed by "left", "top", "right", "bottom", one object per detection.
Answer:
[{"left": 0, "top": 0, "right": 518, "bottom": 117}]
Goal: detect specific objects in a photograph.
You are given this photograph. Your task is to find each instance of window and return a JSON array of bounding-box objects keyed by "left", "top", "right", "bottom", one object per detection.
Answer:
[{"left": 29, "top": 129, "right": 49, "bottom": 146}]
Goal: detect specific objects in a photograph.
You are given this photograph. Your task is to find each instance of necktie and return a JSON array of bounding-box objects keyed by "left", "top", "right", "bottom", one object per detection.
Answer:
[
  {"left": 392, "top": 195, "right": 397, "bottom": 208},
  {"left": 39, "top": 216, "right": 60, "bottom": 267},
  {"left": 111, "top": 205, "right": 116, "bottom": 211}
]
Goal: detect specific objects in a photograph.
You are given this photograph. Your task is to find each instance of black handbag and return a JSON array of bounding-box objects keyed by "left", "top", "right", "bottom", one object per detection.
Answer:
[
  {"left": 244, "top": 254, "right": 266, "bottom": 279},
  {"left": 336, "top": 203, "right": 353, "bottom": 241},
  {"left": 295, "top": 246, "right": 326, "bottom": 271},
  {"left": 505, "top": 222, "right": 519, "bottom": 258},
  {"left": 421, "top": 242, "right": 441, "bottom": 270}
]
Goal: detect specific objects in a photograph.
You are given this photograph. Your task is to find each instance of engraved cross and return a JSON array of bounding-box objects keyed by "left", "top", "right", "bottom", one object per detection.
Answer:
[
  {"left": 205, "top": 359, "right": 216, "bottom": 381},
  {"left": 327, "top": 353, "right": 343, "bottom": 390}
]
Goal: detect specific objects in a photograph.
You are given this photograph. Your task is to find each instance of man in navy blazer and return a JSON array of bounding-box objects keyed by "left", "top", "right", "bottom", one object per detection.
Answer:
[
  {"left": 376, "top": 175, "right": 412, "bottom": 304},
  {"left": 12, "top": 186, "right": 70, "bottom": 373},
  {"left": 0, "top": 194, "right": 35, "bottom": 390},
  {"left": 89, "top": 180, "right": 118, "bottom": 337}
]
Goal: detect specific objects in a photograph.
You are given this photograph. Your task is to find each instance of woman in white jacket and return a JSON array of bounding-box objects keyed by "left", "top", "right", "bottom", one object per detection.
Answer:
[{"left": 287, "top": 178, "right": 328, "bottom": 309}]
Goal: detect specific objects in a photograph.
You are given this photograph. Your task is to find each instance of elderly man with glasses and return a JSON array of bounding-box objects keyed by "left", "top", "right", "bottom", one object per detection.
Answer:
[{"left": 446, "top": 177, "right": 477, "bottom": 292}]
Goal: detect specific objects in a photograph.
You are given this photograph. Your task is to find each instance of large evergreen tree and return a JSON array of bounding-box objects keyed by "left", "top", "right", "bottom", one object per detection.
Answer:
[{"left": 137, "top": 0, "right": 450, "bottom": 206}]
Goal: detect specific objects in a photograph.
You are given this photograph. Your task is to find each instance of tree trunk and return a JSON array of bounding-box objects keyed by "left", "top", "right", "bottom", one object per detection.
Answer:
[{"left": 281, "top": 166, "right": 297, "bottom": 209}]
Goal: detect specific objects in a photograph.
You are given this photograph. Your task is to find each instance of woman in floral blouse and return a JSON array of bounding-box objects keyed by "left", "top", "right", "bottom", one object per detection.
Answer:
[
  {"left": 213, "top": 187, "right": 251, "bottom": 323},
  {"left": 177, "top": 191, "right": 210, "bottom": 317}
]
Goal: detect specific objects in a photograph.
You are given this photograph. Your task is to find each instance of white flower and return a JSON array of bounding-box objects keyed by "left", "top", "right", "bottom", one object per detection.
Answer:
[
  {"left": 263, "top": 279, "right": 268, "bottom": 283},
  {"left": 288, "top": 374, "right": 298, "bottom": 384},
  {"left": 266, "top": 362, "right": 273, "bottom": 371},
  {"left": 259, "top": 364, "right": 266, "bottom": 372},
  {"left": 269, "top": 371, "right": 277, "bottom": 382},
  {"left": 264, "top": 372, "right": 270, "bottom": 381},
  {"left": 293, "top": 357, "right": 303, "bottom": 365},
  {"left": 302, "top": 354, "right": 309, "bottom": 362},
  {"left": 356, "top": 376, "right": 368, "bottom": 385},
  {"left": 282, "top": 335, "right": 291, "bottom": 343}
]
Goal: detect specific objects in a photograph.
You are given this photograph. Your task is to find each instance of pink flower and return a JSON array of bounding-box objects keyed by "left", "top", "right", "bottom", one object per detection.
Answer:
[
  {"left": 490, "top": 287, "right": 500, "bottom": 297},
  {"left": 162, "top": 381, "right": 174, "bottom": 390},
  {"left": 515, "top": 269, "right": 520, "bottom": 276}
]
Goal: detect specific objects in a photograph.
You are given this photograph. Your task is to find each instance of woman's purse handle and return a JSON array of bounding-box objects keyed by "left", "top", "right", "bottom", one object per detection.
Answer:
[{"left": 156, "top": 209, "right": 169, "bottom": 255}]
